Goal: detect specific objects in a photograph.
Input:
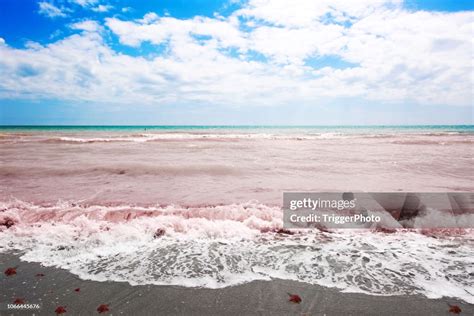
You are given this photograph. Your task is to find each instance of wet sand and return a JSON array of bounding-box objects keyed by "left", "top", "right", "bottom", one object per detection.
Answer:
[{"left": 1, "top": 253, "right": 472, "bottom": 316}]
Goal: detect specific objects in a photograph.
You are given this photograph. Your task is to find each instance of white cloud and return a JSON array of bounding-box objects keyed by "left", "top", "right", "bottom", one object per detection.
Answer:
[
  {"left": 105, "top": 14, "right": 247, "bottom": 52},
  {"left": 248, "top": 23, "right": 345, "bottom": 64},
  {"left": 38, "top": 2, "right": 67, "bottom": 18},
  {"left": 235, "top": 0, "right": 403, "bottom": 27},
  {"left": 2, "top": 1, "right": 473, "bottom": 107},
  {"left": 70, "top": 20, "right": 102, "bottom": 32},
  {"left": 70, "top": 0, "right": 98, "bottom": 7},
  {"left": 91, "top": 4, "right": 112, "bottom": 12},
  {"left": 0, "top": 31, "right": 302, "bottom": 106},
  {"left": 140, "top": 12, "right": 159, "bottom": 24},
  {"left": 69, "top": 0, "right": 112, "bottom": 12}
]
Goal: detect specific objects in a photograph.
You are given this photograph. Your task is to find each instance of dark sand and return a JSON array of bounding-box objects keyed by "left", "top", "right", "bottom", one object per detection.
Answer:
[{"left": 0, "top": 253, "right": 472, "bottom": 316}]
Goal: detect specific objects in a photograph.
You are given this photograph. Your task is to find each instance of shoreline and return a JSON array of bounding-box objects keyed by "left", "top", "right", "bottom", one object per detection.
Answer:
[{"left": 1, "top": 252, "right": 472, "bottom": 316}]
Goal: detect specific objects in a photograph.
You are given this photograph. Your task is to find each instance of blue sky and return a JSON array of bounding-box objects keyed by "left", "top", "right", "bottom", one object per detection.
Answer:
[{"left": 0, "top": 0, "right": 473, "bottom": 125}]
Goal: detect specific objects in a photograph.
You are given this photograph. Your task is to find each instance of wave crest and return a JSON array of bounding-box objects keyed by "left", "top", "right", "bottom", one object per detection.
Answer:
[{"left": 0, "top": 200, "right": 473, "bottom": 304}]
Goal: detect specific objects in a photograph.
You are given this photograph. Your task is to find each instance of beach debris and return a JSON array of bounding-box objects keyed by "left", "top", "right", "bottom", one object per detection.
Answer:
[
  {"left": 13, "top": 298, "right": 25, "bottom": 304},
  {"left": 153, "top": 228, "right": 166, "bottom": 238},
  {"left": 448, "top": 304, "right": 462, "bottom": 314},
  {"left": 0, "top": 217, "right": 15, "bottom": 228},
  {"left": 276, "top": 228, "right": 294, "bottom": 235},
  {"left": 55, "top": 306, "right": 67, "bottom": 315},
  {"left": 287, "top": 293, "right": 302, "bottom": 304},
  {"left": 4, "top": 267, "right": 17, "bottom": 276},
  {"left": 36, "top": 273, "right": 45, "bottom": 277},
  {"left": 56, "top": 245, "right": 71, "bottom": 251},
  {"left": 74, "top": 288, "right": 80, "bottom": 292},
  {"left": 97, "top": 304, "right": 110, "bottom": 313}
]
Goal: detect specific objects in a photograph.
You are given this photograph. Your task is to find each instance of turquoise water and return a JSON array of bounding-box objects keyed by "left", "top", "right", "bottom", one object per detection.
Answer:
[{"left": 1, "top": 125, "right": 473, "bottom": 134}]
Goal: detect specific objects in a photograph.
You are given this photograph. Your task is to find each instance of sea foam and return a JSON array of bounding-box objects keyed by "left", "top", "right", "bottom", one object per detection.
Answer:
[{"left": 1, "top": 200, "right": 473, "bottom": 303}]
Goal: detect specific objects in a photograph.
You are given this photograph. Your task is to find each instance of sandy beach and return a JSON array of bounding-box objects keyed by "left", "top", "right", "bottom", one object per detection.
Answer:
[{"left": 1, "top": 252, "right": 472, "bottom": 316}]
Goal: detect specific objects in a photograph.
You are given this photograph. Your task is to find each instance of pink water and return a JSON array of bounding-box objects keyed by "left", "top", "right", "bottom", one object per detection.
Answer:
[
  {"left": 1, "top": 131, "right": 473, "bottom": 205},
  {"left": 1, "top": 130, "right": 473, "bottom": 302}
]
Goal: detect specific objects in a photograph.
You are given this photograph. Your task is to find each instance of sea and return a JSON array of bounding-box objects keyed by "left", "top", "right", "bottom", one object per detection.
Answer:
[{"left": 1, "top": 125, "right": 473, "bottom": 303}]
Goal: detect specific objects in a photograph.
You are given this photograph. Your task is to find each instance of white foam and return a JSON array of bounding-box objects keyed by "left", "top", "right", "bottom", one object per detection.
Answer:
[
  {"left": 0, "top": 200, "right": 473, "bottom": 304},
  {"left": 48, "top": 133, "right": 390, "bottom": 143}
]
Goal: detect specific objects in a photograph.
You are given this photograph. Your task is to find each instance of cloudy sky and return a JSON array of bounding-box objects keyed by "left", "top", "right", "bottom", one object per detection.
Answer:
[{"left": 0, "top": 0, "right": 473, "bottom": 125}]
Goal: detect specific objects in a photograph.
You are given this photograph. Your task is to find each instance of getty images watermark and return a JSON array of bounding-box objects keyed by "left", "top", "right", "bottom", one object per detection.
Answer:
[{"left": 283, "top": 192, "right": 474, "bottom": 229}]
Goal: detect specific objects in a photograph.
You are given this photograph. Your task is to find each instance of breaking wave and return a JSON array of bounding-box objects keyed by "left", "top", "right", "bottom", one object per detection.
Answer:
[{"left": 1, "top": 200, "right": 473, "bottom": 303}]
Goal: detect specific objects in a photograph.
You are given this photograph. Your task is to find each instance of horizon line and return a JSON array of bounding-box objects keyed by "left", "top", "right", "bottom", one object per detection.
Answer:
[{"left": 1, "top": 124, "right": 473, "bottom": 127}]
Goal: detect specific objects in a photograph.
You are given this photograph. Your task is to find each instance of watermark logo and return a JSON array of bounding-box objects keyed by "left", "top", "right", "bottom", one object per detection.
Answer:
[{"left": 283, "top": 192, "right": 474, "bottom": 229}]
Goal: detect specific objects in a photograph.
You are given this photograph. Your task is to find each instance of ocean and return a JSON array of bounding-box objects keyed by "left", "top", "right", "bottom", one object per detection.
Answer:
[
  {"left": 1, "top": 124, "right": 474, "bottom": 133},
  {"left": 0, "top": 125, "right": 473, "bottom": 303}
]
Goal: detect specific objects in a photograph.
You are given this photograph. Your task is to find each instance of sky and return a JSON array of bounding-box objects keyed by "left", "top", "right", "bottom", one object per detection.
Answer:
[{"left": 0, "top": 0, "right": 473, "bottom": 125}]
